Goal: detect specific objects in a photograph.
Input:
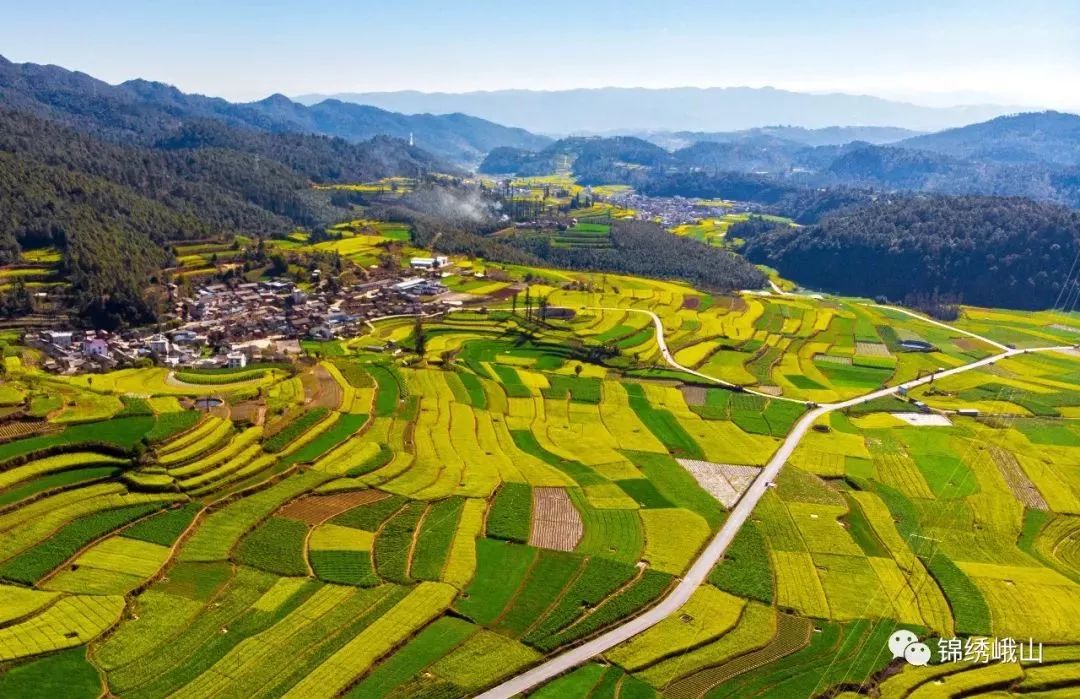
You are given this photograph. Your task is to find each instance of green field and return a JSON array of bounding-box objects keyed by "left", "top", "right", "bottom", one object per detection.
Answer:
[{"left": 0, "top": 235, "right": 1079, "bottom": 697}]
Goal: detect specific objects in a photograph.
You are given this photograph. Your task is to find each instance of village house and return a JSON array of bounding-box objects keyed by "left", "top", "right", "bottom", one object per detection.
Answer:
[
  {"left": 83, "top": 337, "right": 110, "bottom": 357},
  {"left": 43, "top": 330, "right": 73, "bottom": 348}
]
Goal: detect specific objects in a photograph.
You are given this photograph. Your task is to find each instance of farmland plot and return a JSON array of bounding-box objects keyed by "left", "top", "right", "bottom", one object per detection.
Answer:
[
  {"left": 529, "top": 487, "right": 584, "bottom": 551},
  {"left": 677, "top": 458, "right": 760, "bottom": 508}
]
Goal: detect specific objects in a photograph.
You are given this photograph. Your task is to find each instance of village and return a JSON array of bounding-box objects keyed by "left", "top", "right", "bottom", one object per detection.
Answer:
[
  {"left": 604, "top": 191, "right": 757, "bottom": 226},
  {"left": 27, "top": 254, "right": 482, "bottom": 374}
]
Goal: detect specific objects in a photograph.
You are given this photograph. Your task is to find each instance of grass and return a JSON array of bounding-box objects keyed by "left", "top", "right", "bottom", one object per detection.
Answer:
[
  {"left": 234, "top": 516, "right": 309, "bottom": 576},
  {"left": 456, "top": 538, "right": 538, "bottom": 625},
  {"left": 372, "top": 500, "right": 425, "bottom": 583},
  {"left": 262, "top": 407, "right": 330, "bottom": 453},
  {"left": 615, "top": 479, "right": 674, "bottom": 508},
  {"left": 342, "top": 442, "right": 394, "bottom": 477},
  {"left": 345, "top": 616, "right": 477, "bottom": 698},
  {"left": 101, "top": 567, "right": 279, "bottom": 696},
  {"left": 0, "top": 594, "right": 125, "bottom": 662},
  {"left": 423, "top": 628, "right": 540, "bottom": 692},
  {"left": 283, "top": 582, "right": 457, "bottom": 698},
  {"left": 622, "top": 450, "right": 722, "bottom": 528},
  {"left": 0, "top": 503, "right": 162, "bottom": 584},
  {"left": 486, "top": 482, "right": 532, "bottom": 543},
  {"left": 510, "top": 429, "right": 604, "bottom": 486},
  {"left": 145, "top": 412, "right": 203, "bottom": 443},
  {"left": 331, "top": 493, "right": 405, "bottom": 530},
  {"left": 0, "top": 466, "right": 118, "bottom": 510},
  {"left": 329, "top": 359, "right": 374, "bottom": 388},
  {"left": 456, "top": 371, "right": 488, "bottom": 409},
  {"left": 532, "top": 568, "right": 673, "bottom": 652},
  {"left": 640, "top": 508, "right": 711, "bottom": 574},
  {"left": 523, "top": 555, "right": 639, "bottom": 645},
  {"left": 571, "top": 489, "right": 645, "bottom": 563},
  {"left": 532, "top": 664, "right": 607, "bottom": 698},
  {"left": 122, "top": 503, "right": 202, "bottom": 546},
  {"left": 0, "top": 452, "right": 125, "bottom": 492},
  {"left": 180, "top": 470, "right": 330, "bottom": 562},
  {"left": 310, "top": 550, "right": 380, "bottom": 586},
  {"left": 497, "top": 549, "right": 583, "bottom": 637},
  {"left": 491, "top": 364, "right": 532, "bottom": 398},
  {"left": 639, "top": 601, "right": 776, "bottom": 688},
  {"left": 173, "top": 368, "right": 268, "bottom": 384},
  {"left": 709, "top": 520, "right": 773, "bottom": 603},
  {"left": 623, "top": 383, "right": 704, "bottom": 459},
  {"left": 709, "top": 619, "right": 894, "bottom": 697},
  {"left": 925, "top": 554, "right": 992, "bottom": 635},
  {"left": 0, "top": 648, "right": 102, "bottom": 698},
  {"left": 366, "top": 364, "right": 402, "bottom": 417},
  {"left": 544, "top": 374, "right": 602, "bottom": 403},
  {"left": 253, "top": 587, "right": 414, "bottom": 698},
  {"left": 279, "top": 412, "right": 367, "bottom": 465},
  {"left": 411, "top": 496, "right": 465, "bottom": 581},
  {"left": 606, "top": 585, "right": 745, "bottom": 671},
  {"left": 0, "top": 416, "right": 155, "bottom": 464}
]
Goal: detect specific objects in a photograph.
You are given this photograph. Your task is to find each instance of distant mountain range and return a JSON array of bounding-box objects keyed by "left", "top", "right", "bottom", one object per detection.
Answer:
[
  {"left": 295, "top": 87, "right": 1024, "bottom": 134},
  {"left": 636, "top": 125, "right": 923, "bottom": 151},
  {"left": 0, "top": 56, "right": 547, "bottom": 163},
  {"left": 480, "top": 112, "right": 1080, "bottom": 211}
]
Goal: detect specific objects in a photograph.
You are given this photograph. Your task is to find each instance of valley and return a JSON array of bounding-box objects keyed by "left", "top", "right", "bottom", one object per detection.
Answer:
[{"left": 0, "top": 36, "right": 1079, "bottom": 699}]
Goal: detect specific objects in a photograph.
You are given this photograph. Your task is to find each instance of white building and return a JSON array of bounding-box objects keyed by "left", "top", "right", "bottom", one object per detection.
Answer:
[
  {"left": 410, "top": 256, "right": 449, "bottom": 270},
  {"left": 83, "top": 338, "right": 110, "bottom": 357},
  {"left": 44, "top": 331, "right": 73, "bottom": 348},
  {"left": 226, "top": 351, "right": 247, "bottom": 369},
  {"left": 148, "top": 334, "right": 170, "bottom": 355}
]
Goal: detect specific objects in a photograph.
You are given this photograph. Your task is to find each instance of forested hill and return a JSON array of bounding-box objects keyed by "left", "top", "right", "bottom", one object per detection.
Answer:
[
  {"left": 0, "top": 104, "right": 444, "bottom": 327},
  {"left": 897, "top": 111, "right": 1080, "bottom": 166},
  {"left": 740, "top": 196, "right": 1080, "bottom": 310},
  {"left": 479, "top": 137, "right": 673, "bottom": 179},
  {"left": 0, "top": 55, "right": 549, "bottom": 162},
  {"left": 480, "top": 115, "right": 1080, "bottom": 214},
  {"left": 376, "top": 185, "right": 766, "bottom": 293}
]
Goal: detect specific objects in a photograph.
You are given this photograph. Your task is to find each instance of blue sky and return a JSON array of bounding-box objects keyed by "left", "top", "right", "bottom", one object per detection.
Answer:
[{"left": 1, "top": 0, "right": 1077, "bottom": 108}]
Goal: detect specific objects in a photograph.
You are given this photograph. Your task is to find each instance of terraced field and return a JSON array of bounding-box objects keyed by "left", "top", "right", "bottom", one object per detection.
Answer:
[{"left": 0, "top": 255, "right": 1079, "bottom": 697}]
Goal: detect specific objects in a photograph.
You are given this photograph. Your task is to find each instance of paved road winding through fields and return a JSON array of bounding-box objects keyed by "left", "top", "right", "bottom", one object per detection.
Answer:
[
  {"left": 620, "top": 308, "right": 808, "bottom": 405},
  {"left": 479, "top": 306, "right": 1071, "bottom": 698}
]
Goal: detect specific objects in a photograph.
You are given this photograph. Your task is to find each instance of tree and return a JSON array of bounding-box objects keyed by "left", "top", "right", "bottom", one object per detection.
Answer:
[
  {"left": 269, "top": 253, "right": 289, "bottom": 276},
  {"left": 0, "top": 280, "right": 33, "bottom": 318},
  {"left": 414, "top": 316, "right": 427, "bottom": 357}
]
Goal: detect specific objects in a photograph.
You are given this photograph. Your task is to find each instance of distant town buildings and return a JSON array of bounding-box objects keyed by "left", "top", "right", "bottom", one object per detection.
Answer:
[
  {"left": 604, "top": 192, "right": 755, "bottom": 227},
  {"left": 30, "top": 257, "right": 468, "bottom": 374}
]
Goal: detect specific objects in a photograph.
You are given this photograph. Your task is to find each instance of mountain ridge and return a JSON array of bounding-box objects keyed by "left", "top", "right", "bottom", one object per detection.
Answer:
[
  {"left": 0, "top": 55, "right": 548, "bottom": 163},
  {"left": 295, "top": 86, "right": 1027, "bottom": 134}
]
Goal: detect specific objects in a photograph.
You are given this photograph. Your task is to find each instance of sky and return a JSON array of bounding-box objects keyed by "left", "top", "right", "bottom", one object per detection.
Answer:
[{"left": 1, "top": 0, "right": 1078, "bottom": 109}]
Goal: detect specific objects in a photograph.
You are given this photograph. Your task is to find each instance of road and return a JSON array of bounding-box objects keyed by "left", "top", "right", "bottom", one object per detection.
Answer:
[
  {"left": 868, "top": 304, "right": 1010, "bottom": 352},
  {"left": 612, "top": 307, "right": 807, "bottom": 405},
  {"left": 479, "top": 307, "right": 1071, "bottom": 698},
  {"left": 767, "top": 280, "right": 788, "bottom": 296}
]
